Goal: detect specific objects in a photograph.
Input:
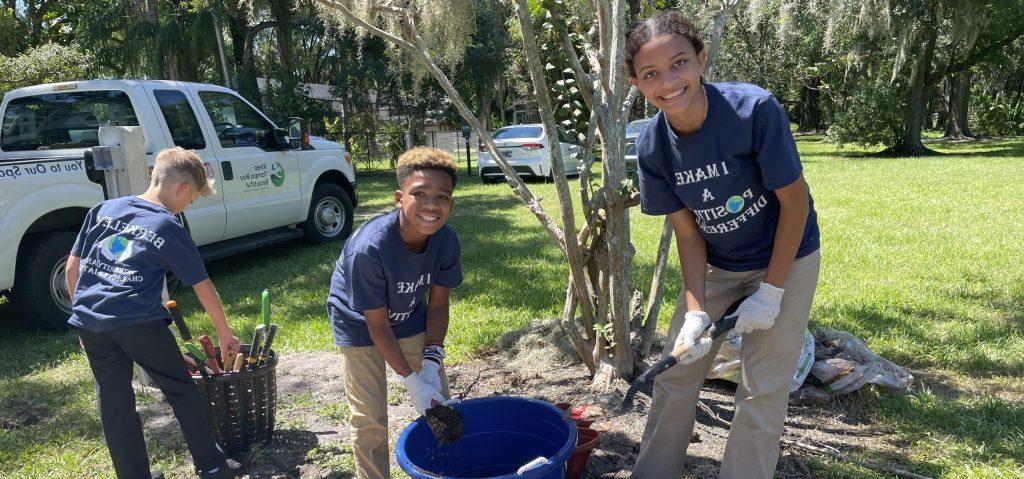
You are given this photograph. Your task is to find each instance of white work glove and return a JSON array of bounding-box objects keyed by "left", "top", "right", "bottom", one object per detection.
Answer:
[
  {"left": 402, "top": 372, "right": 445, "bottom": 416},
  {"left": 674, "top": 311, "right": 713, "bottom": 364},
  {"left": 734, "top": 282, "right": 786, "bottom": 334}
]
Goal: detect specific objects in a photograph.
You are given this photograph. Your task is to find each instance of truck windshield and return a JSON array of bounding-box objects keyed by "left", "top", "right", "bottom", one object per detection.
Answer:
[{"left": 1, "top": 90, "right": 139, "bottom": 152}]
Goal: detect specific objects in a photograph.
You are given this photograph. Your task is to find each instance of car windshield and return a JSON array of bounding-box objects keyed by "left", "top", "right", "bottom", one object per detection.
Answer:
[
  {"left": 626, "top": 119, "right": 650, "bottom": 136},
  {"left": 1, "top": 90, "right": 139, "bottom": 151},
  {"left": 493, "top": 126, "right": 542, "bottom": 140}
]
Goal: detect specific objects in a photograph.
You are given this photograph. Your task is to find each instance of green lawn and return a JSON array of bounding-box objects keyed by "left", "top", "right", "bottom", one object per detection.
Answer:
[{"left": 1, "top": 136, "right": 1022, "bottom": 478}]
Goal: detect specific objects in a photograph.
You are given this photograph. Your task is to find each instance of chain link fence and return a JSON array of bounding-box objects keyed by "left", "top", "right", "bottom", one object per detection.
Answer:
[{"left": 333, "top": 129, "right": 483, "bottom": 176}]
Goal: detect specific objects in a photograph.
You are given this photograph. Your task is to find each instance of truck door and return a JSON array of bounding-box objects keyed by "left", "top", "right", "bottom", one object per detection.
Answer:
[
  {"left": 194, "top": 90, "right": 302, "bottom": 240},
  {"left": 144, "top": 86, "right": 227, "bottom": 245}
]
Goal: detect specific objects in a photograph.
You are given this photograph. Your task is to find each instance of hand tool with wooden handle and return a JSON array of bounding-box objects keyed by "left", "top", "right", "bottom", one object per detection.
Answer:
[
  {"left": 167, "top": 300, "right": 208, "bottom": 362},
  {"left": 257, "top": 324, "right": 277, "bottom": 366},
  {"left": 247, "top": 325, "right": 265, "bottom": 370},
  {"left": 198, "top": 335, "right": 223, "bottom": 374},
  {"left": 617, "top": 296, "right": 748, "bottom": 413},
  {"left": 223, "top": 352, "right": 236, "bottom": 372},
  {"left": 232, "top": 353, "right": 245, "bottom": 373}
]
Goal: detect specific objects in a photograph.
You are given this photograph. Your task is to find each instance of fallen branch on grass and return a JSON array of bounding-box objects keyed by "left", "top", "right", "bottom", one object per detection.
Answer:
[{"left": 696, "top": 400, "right": 933, "bottom": 479}]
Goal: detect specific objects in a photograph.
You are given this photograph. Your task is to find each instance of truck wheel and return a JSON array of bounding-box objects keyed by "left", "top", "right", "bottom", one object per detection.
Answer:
[
  {"left": 303, "top": 183, "right": 354, "bottom": 244},
  {"left": 11, "top": 231, "right": 77, "bottom": 330}
]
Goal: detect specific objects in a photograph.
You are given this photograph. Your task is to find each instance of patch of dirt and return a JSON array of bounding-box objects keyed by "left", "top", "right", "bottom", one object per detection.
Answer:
[
  {"left": 137, "top": 323, "right": 917, "bottom": 478},
  {"left": 0, "top": 399, "right": 51, "bottom": 430}
]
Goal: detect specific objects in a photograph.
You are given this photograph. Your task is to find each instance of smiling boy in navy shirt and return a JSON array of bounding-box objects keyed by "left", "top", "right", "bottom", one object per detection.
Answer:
[
  {"left": 67, "top": 147, "right": 241, "bottom": 479},
  {"left": 327, "top": 147, "right": 462, "bottom": 479}
]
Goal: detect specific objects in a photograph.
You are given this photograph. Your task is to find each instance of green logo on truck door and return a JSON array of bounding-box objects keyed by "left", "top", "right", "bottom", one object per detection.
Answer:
[{"left": 270, "top": 162, "right": 285, "bottom": 187}]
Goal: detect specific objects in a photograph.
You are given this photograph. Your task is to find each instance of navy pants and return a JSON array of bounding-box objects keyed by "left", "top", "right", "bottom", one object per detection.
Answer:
[{"left": 78, "top": 321, "right": 225, "bottom": 479}]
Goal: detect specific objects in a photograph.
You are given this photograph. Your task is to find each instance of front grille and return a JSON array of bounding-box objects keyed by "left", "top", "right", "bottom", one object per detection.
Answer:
[{"left": 480, "top": 165, "right": 539, "bottom": 177}]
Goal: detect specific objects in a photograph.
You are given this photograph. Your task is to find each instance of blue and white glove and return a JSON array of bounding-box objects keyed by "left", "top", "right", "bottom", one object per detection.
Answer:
[
  {"left": 421, "top": 345, "right": 460, "bottom": 405},
  {"left": 674, "top": 311, "right": 713, "bottom": 364},
  {"left": 734, "top": 283, "right": 786, "bottom": 334},
  {"left": 402, "top": 372, "right": 445, "bottom": 416},
  {"left": 421, "top": 345, "right": 445, "bottom": 392}
]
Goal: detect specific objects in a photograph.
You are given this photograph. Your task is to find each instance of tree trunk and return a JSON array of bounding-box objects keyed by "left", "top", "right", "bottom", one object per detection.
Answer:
[
  {"left": 887, "top": 10, "right": 938, "bottom": 156},
  {"left": 478, "top": 91, "right": 493, "bottom": 132},
  {"left": 943, "top": 71, "right": 974, "bottom": 139},
  {"left": 146, "top": 0, "right": 158, "bottom": 22},
  {"left": 797, "top": 77, "right": 822, "bottom": 133},
  {"left": 270, "top": 0, "right": 295, "bottom": 74},
  {"left": 704, "top": 0, "right": 738, "bottom": 83},
  {"left": 496, "top": 76, "right": 508, "bottom": 126},
  {"left": 240, "top": 21, "right": 277, "bottom": 104}
]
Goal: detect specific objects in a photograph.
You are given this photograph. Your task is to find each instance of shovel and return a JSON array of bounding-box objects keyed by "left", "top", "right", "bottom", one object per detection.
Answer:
[{"left": 617, "top": 296, "right": 748, "bottom": 413}]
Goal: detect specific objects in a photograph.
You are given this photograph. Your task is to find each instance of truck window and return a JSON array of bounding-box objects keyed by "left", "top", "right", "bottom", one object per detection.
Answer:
[
  {"left": 197, "top": 91, "right": 273, "bottom": 149},
  {"left": 154, "top": 90, "right": 206, "bottom": 150},
  {"left": 1, "top": 90, "right": 139, "bottom": 152}
]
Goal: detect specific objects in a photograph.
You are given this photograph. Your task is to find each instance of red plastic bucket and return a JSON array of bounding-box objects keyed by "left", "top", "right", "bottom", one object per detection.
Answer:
[
  {"left": 566, "top": 426, "right": 602, "bottom": 479},
  {"left": 555, "top": 403, "right": 595, "bottom": 428}
]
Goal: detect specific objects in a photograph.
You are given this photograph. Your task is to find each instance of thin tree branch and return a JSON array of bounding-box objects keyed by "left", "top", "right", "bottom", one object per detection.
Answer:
[
  {"left": 515, "top": 0, "right": 597, "bottom": 337},
  {"left": 316, "top": 0, "right": 569, "bottom": 251},
  {"left": 640, "top": 218, "right": 672, "bottom": 356}
]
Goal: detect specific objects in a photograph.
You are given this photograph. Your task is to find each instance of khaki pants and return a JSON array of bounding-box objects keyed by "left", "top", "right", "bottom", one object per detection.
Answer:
[
  {"left": 339, "top": 333, "right": 451, "bottom": 479},
  {"left": 632, "top": 250, "right": 820, "bottom": 479}
]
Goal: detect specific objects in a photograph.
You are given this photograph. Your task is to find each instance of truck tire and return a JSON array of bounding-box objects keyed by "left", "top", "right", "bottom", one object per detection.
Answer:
[
  {"left": 11, "top": 231, "right": 77, "bottom": 330},
  {"left": 302, "top": 183, "right": 354, "bottom": 244}
]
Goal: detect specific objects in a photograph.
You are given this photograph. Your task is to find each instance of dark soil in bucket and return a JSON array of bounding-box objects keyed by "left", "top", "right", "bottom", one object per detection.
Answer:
[{"left": 425, "top": 404, "right": 464, "bottom": 444}]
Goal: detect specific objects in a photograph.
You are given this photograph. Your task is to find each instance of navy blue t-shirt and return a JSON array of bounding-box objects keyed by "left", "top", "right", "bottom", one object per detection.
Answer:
[
  {"left": 68, "top": 196, "right": 208, "bottom": 332},
  {"left": 327, "top": 210, "right": 463, "bottom": 347},
  {"left": 637, "top": 82, "right": 819, "bottom": 271}
]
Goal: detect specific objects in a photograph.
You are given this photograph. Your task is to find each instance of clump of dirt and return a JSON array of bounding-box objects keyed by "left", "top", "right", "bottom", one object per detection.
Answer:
[{"left": 425, "top": 404, "right": 463, "bottom": 444}]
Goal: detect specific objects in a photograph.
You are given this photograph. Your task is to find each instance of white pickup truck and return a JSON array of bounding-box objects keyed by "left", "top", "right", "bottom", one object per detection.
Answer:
[{"left": 1, "top": 80, "right": 358, "bottom": 328}]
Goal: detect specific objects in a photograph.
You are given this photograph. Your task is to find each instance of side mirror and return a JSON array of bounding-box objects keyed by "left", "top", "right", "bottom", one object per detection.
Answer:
[{"left": 287, "top": 117, "right": 310, "bottom": 150}]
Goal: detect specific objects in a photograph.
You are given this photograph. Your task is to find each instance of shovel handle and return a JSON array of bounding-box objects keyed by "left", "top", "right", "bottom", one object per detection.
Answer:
[
  {"left": 668, "top": 296, "right": 747, "bottom": 360},
  {"left": 166, "top": 300, "right": 192, "bottom": 342}
]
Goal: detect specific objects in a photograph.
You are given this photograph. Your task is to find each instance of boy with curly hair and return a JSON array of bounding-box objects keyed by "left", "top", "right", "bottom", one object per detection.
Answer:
[{"left": 326, "top": 147, "right": 462, "bottom": 479}]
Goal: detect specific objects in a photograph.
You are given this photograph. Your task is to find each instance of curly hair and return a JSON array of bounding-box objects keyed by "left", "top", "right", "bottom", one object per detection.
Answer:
[
  {"left": 625, "top": 10, "right": 705, "bottom": 78},
  {"left": 396, "top": 146, "right": 458, "bottom": 189}
]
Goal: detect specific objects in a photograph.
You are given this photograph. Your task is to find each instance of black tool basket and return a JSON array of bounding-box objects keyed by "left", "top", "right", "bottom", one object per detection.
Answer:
[{"left": 191, "top": 344, "right": 277, "bottom": 455}]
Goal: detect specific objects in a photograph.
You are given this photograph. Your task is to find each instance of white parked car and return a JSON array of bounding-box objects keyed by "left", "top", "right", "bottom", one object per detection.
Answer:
[
  {"left": 0, "top": 80, "right": 358, "bottom": 328},
  {"left": 477, "top": 124, "right": 582, "bottom": 183},
  {"left": 624, "top": 118, "right": 651, "bottom": 174}
]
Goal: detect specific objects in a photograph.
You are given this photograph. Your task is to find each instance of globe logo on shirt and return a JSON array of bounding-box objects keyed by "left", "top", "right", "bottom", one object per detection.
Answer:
[
  {"left": 726, "top": 195, "right": 745, "bottom": 214},
  {"left": 100, "top": 235, "right": 134, "bottom": 262}
]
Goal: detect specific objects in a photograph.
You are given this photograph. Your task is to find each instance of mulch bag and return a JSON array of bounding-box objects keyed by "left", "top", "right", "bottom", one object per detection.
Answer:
[
  {"left": 707, "top": 329, "right": 815, "bottom": 392},
  {"left": 791, "top": 328, "right": 914, "bottom": 402},
  {"left": 707, "top": 327, "right": 913, "bottom": 401}
]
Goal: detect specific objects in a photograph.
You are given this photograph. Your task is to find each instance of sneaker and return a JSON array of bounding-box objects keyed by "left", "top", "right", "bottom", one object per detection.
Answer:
[
  {"left": 151, "top": 471, "right": 165, "bottom": 479},
  {"left": 198, "top": 458, "right": 243, "bottom": 479}
]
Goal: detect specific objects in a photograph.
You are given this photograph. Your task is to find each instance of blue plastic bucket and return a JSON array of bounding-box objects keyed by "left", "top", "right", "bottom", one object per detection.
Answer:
[{"left": 396, "top": 396, "right": 578, "bottom": 479}]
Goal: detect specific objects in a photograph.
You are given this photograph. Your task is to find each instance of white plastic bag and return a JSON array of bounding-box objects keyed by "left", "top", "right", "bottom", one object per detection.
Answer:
[{"left": 707, "top": 329, "right": 815, "bottom": 392}]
